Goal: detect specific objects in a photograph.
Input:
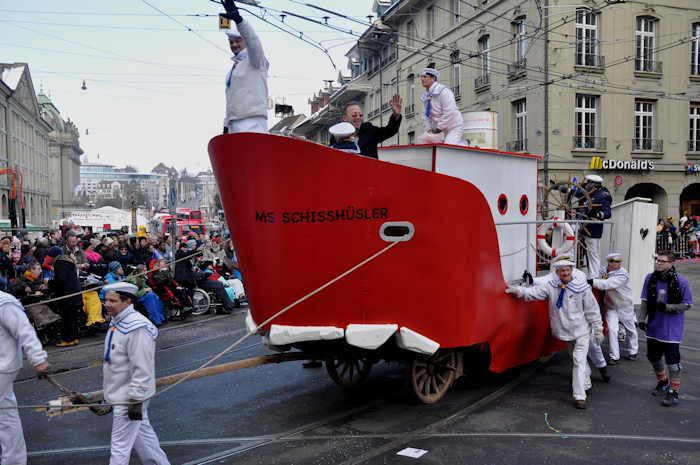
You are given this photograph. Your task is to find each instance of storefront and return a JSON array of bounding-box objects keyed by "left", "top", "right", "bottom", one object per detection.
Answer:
[{"left": 546, "top": 158, "right": 700, "bottom": 221}]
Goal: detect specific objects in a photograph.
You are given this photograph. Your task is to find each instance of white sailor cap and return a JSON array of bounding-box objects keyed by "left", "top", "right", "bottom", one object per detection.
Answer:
[
  {"left": 421, "top": 63, "right": 440, "bottom": 79},
  {"left": 606, "top": 253, "right": 623, "bottom": 261},
  {"left": 103, "top": 282, "right": 138, "bottom": 299},
  {"left": 585, "top": 174, "right": 603, "bottom": 183},
  {"left": 329, "top": 122, "right": 356, "bottom": 138},
  {"left": 551, "top": 259, "right": 575, "bottom": 269},
  {"left": 225, "top": 28, "right": 242, "bottom": 39}
]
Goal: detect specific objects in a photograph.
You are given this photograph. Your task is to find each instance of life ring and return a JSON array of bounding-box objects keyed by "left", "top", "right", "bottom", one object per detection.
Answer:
[{"left": 537, "top": 218, "right": 575, "bottom": 258}]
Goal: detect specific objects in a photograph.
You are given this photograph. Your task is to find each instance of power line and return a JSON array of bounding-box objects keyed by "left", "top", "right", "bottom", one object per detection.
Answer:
[{"left": 140, "top": 0, "right": 229, "bottom": 54}]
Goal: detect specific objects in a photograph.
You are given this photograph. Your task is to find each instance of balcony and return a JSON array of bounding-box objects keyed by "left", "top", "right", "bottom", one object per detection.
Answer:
[
  {"left": 506, "top": 139, "right": 528, "bottom": 152},
  {"left": 573, "top": 136, "right": 607, "bottom": 151},
  {"left": 474, "top": 74, "right": 490, "bottom": 91},
  {"left": 689, "top": 140, "right": 700, "bottom": 153},
  {"left": 632, "top": 138, "right": 663, "bottom": 153},
  {"left": 635, "top": 59, "right": 663, "bottom": 75},
  {"left": 452, "top": 85, "right": 461, "bottom": 100},
  {"left": 508, "top": 59, "right": 527, "bottom": 79},
  {"left": 405, "top": 104, "right": 415, "bottom": 118},
  {"left": 691, "top": 63, "right": 700, "bottom": 79},
  {"left": 575, "top": 54, "right": 605, "bottom": 71}
]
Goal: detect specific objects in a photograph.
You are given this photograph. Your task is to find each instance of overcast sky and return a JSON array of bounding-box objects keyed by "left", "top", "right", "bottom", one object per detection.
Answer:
[{"left": 1, "top": 0, "right": 375, "bottom": 173}]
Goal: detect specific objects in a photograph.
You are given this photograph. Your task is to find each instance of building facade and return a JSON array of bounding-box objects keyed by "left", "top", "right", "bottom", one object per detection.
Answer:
[
  {"left": 298, "top": 0, "right": 700, "bottom": 219},
  {"left": 38, "top": 92, "right": 83, "bottom": 221},
  {"left": 0, "top": 63, "right": 52, "bottom": 226},
  {"left": 79, "top": 162, "right": 168, "bottom": 210}
]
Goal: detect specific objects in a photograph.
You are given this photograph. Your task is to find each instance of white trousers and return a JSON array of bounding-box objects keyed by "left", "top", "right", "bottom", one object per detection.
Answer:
[
  {"left": 443, "top": 127, "right": 465, "bottom": 146},
  {"left": 584, "top": 237, "right": 601, "bottom": 279},
  {"left": 110, "top": 400, "right": 170, "bottom": 465},
  {"left": 587, "top": 335, "right": 607, "bottom": 369},
  {"left": 567, "top": 334, "right": 592, "bottom": 401},
  {"left": 226, "top": 116, "right": 268, "bottom": 134},
  {"left": 606, "top": 307, "right": 639, "bottom": 360},
  {"left": 0, "top": 370, "right": 26, "bottom": 465}
]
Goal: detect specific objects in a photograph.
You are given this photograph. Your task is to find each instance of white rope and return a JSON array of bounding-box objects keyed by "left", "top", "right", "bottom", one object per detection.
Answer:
[{"left": 5, "top": 240, "right": 402, "bottom": 410}]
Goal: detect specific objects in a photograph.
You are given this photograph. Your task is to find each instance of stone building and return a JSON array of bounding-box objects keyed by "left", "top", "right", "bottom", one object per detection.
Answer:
[
  {"left": 38, "top": 91, "right": 82, "bottom": 220},
  {"left": 297, "top": 0, "right": 700, "bottom": 219},
  {"left": 0, "top": 63, "right": 51, "bottom": 226}
]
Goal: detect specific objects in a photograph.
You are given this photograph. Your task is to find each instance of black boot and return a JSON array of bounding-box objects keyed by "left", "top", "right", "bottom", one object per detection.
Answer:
[{"left": 599, "top": 366, "right": 611, "bottom": 382}]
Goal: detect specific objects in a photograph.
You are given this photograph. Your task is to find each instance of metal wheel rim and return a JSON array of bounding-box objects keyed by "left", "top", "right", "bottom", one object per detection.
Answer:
[
  {"left": 410, "top": 349, "right": 458, "bottom": 404},
  {"left": 190, "top": 290, "right": 210, "bottom": 316},
  {"left": 325, "top": 355, "right": 373, "bottom": 388}
]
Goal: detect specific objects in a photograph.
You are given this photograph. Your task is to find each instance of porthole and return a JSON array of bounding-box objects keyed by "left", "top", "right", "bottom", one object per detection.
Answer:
[
  {"left": 497, "top": 194, "right": 508, "bottom": 215},
  {"left": 519, "top": 194, "right": 529, "bottom": 215}
]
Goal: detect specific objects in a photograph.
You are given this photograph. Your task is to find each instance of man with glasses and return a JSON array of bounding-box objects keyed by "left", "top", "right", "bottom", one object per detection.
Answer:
[
  {"left": 638, "top": 251, "right": 693, "bottom": 406},
  {"left": 588, "top": 253, "right": 638, "bottom": 364}
]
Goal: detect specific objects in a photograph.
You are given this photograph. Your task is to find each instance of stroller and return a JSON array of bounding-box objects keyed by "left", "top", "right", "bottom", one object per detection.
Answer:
[{"left": 22, "top": 293, "right": 62, "bottom": 345}]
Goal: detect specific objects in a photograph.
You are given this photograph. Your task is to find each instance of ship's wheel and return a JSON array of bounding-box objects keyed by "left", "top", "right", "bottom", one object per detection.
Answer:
[{"left": 540, "top": 181, "right": 592, "bottom": 222}]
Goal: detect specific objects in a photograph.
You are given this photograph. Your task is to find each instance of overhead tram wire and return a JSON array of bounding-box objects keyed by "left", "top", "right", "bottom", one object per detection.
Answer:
[
  {"left": 141, "top": 0, "right": 229, "bottom": 54},
  {"left": 206, "top": 0, "right": 341, "bottom": 70}
]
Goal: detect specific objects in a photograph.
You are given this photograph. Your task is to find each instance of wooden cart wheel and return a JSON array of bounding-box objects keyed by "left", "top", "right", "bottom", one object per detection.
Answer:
[
  {"left": 325, "top": 354, "right": 373, "bottom": 387},
  {"left": 410, "top": 349, "right": 461, "bottom": 404}
]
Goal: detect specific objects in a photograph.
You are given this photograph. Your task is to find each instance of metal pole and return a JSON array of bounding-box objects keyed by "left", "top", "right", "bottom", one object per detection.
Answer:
[{"left": 543, "top": 0, "right": 550, "bottom": 207}]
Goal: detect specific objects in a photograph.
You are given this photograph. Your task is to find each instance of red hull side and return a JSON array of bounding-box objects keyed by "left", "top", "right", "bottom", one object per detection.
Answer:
[{"left": 209, "top": 134, "right": 561, "bottom": 372}]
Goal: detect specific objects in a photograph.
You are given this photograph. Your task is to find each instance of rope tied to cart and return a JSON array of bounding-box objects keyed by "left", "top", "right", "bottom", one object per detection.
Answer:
[{"left": 3, "top": 240, "right": 403, "bottom": 411}]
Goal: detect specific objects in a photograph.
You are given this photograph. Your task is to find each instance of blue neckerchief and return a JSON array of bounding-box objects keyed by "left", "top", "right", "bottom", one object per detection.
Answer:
[
  {"left": 226, "top": 50, "right": 248, "bottom": 88},
  {"left": 424, "top": 99, "right": 432, "bottom": 118},
  {"left": 556, "top": 286, "right": 566, "bottom": 309},
  {"left": 104, "top": 326, "right": 116, "bottom": 363}
]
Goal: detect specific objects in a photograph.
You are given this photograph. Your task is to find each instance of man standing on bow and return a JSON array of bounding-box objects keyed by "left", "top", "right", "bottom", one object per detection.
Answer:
[
  {"left": 506, "top": 259, "right": 604, "bottom": 409},
  {"left": 221, "top": 0, "right": 269, "bottom": 135},
  {"left": 638, "top": 251, "right": 693, "bottom": 407},
  {"left": 103, "top": 282, "right": 170, "bottom": 465}
]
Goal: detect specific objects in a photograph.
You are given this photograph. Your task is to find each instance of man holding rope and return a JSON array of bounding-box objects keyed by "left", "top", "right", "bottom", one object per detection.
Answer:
[
  {"left": 102, "top": 282, "right": 170, "bottom": 465},
  {"left": 0, "top": 289, "right": 49, "bottom": 465}
]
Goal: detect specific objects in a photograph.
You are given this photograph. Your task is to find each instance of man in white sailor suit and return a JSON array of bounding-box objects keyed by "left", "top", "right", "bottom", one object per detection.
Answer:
[
  {"left": 589, "top": 253, "right": 639, "bottom": 364},
  {"left": 507, "top": 259, "right": 605, "bottom": 409},
  {"left": 102, "top": 282, "right": 170, "bottom": 465},
  {"left": 532, "top": 257, "right": 611, "bottom": 384}
]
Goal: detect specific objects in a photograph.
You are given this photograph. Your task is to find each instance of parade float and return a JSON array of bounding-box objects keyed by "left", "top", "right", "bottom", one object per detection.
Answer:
[{"left": 208, "top": 133, "right": 570, "bottom": 403}]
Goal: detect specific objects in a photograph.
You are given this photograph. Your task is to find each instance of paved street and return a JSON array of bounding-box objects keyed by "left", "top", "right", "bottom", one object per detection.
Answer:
[{"left": 14, "top": 262, "right": 700, "bottom": 464}]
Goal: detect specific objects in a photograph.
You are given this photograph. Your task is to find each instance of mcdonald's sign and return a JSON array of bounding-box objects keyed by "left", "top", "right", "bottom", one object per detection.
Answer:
[{"left": 589, "top": 157, "right": 654, "bottom": 171}]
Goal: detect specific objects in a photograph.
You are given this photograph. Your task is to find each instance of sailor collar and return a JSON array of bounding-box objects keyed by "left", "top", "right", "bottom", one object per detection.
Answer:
[
  {"left": 548, "top": 275, "right": 589, "bottom": 294},
  {"left": 111, "top": 306, "right": 158, "bottom": 338}
]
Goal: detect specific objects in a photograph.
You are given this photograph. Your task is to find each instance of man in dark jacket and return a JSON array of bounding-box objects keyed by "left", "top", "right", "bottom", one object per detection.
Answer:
[
  {"left": 336, "top": 96, "right": 403, "bottom": 159},
  {"left": 576, "top": 174, "right": 612, "bottom": 278},
  {"left": 49, "top": 255, "right": 83, "bottom": 347},
  {"left": 174, "top": 241, "right": 198, "bottom": 293}
]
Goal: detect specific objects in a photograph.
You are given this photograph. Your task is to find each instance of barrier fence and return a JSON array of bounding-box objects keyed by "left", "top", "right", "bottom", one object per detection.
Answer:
[{"left": 656, "top": 231, "right": 695, "bottom": 259}]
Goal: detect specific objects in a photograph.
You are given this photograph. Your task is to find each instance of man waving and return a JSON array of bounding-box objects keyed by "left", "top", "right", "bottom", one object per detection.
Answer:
[{"left": 222, "top": 0, "right": 270, "bottom": 134}]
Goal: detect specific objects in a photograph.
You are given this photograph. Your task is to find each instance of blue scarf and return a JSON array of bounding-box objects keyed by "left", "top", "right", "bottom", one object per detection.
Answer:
[
  {"left": 226, "top": 50, "right": 248, "bottom": 88},
  {"left": 549, "top": 274, "right": 589, "bottom": 309}
]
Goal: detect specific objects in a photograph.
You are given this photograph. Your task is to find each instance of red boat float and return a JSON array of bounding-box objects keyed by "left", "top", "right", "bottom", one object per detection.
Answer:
[{"left": 208, "top": 133, "right": 563, "bottom": 403}]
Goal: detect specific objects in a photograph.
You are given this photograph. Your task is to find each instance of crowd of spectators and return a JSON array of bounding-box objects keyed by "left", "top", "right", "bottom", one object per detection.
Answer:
[{"left": 0, "top": 223, "right": 244, "bottom": 347}]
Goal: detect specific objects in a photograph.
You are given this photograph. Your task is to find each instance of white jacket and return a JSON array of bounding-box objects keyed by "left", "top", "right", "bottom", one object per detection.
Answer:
[
  {"left": 0, "top": 292, "right": 47, "bottom": 373},
  {"left": 420, "top": 82, "right": 463, "bottom": 133},
  {"left": 224, "top": 19, "right": 269, "bottom": 123},
  {"left": 510, "top": 273, "right": 603, "bottom": 341},
  {"left": 103, "top": 306, "right": 158, "bottom": 403},
  {"left": 592, "top": 266, "right": 633, "bottom": 310}
]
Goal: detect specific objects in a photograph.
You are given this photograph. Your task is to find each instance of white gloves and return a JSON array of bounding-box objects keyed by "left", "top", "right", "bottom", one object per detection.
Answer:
[
  {"left": 505, "top": 286, "right": 521, "bottom": 296},
  {"left": 594, "top": 327, "right": 605, "bottom": 346}
]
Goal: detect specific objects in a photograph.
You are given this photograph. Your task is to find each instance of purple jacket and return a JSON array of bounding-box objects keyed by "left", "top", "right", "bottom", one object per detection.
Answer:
[{"left": 641, "top": 273, "right": 692, "bottom": 343}]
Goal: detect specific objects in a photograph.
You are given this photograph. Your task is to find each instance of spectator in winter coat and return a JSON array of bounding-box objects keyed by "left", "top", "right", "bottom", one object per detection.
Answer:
[{"left": 49, "top": 255, "right": 83, "bottom": 347}]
